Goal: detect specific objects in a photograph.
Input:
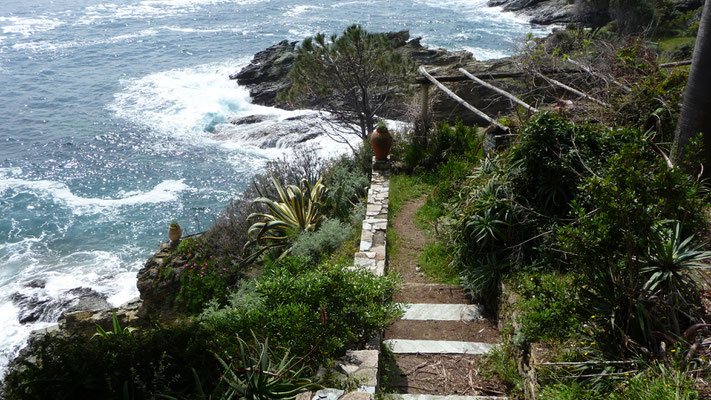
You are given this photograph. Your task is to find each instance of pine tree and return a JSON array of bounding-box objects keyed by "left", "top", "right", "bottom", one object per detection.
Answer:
[{"left": 279, "top": 25, "right": 414, "bottom": 141}]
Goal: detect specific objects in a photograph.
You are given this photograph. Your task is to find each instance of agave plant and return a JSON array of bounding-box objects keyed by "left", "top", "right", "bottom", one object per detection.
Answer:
[
  {"left": 245, "top": 175, "right": 328, "bottom": 262},
  {"left": 642, "top": 220, "right": 711, "bottom": 294},
  {"left": 641, "top": 220, "right": 711, "bottom": 335},
  {"left": 217, "top": 334, "right": 322, "bottom": 400},
  {"left": 93, "top": 311, "right": 137, "bottom": 340}
]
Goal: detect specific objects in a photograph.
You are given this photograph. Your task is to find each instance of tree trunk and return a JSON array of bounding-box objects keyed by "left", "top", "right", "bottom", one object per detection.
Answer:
[{"left": 673, "top": 0, "right": 711, "bottom": 176}]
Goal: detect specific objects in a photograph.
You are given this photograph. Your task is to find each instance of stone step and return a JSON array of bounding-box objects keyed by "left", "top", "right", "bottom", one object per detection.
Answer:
[
  {"left": 384, "top": 319, "right": 499, "bottom": 342},
  {"left": 386, "top": 354, "right": 508, "bottom": 396},
  {"left": 385, "top": 339, "right": 495, "bottom": 355},
  {"left": 394, "top": 394, "right": 508, "bottom": 400},
  {"left": 401, "top": 303, "right": 483, "bottom": 321},
  {"left": 394, "top": 283, "right": 471, "bottom": 304}
]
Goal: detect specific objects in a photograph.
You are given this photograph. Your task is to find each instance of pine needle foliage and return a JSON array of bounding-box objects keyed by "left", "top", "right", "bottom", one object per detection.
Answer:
[{"left": 280, "top": 24, "right": 414, "bottom": 139}]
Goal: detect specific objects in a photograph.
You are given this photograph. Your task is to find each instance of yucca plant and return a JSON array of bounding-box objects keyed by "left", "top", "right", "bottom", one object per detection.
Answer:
[{"left": 245, "top": 175, "right": 328, "bottom": 263}]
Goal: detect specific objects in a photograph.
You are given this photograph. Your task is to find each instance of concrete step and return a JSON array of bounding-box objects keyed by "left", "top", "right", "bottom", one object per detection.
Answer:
[
  {"left": 385, "top": 319, "right": 500, "bottom": 342},
  {"left": 385, "top": 339, "right": 495, "bottom": 355},
  {"left": 401, "top": 303, "right": 483, "bottom": 322},
  {"left": 394, "top": 283, "right": 471, "bottom": 304}
]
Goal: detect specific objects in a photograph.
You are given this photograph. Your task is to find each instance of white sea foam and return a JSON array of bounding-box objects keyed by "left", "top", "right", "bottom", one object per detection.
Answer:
[
  {"left": 414, "top": 0, "right": 552, "bottom": 34},
  {"left": 78, "top": 0, "right": 265, "bottom": 24},
  {"left": 288, "top": 27, "right": 317, "bottom": 40},
  {"left": 0, "top": 16, "right": 64, "bottom": 37},
  {"left": 285, "top": 5, "right": 323, "bottom": 17},
  {"left": 109, "top": 61, "right": 254, "bottom": 139},
  {"left": 0, "top": 176, "right": 189, "bottom": 215},
  {"left": 463, "top": 46, "right": 512, "bottom": 60},
  {"left": 0, "top": 247, "right": 142, "bottom": 374}
]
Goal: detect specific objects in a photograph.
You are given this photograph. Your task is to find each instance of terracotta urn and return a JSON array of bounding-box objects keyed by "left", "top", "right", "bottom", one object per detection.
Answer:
[
  {"left": 168, "top": 222, "right": 182, "bottom": 242},
  {"left": 370, "top": 123, "right": 393, "bottom": 161}
]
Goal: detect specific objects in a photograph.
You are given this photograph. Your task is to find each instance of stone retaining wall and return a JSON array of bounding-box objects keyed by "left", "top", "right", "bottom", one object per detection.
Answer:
[{"left": 315, "top": 157, "right": 390, "bottom": 400}]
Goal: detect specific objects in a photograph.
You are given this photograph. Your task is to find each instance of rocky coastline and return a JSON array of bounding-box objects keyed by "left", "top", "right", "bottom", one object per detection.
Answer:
[{"left": 11, "top": 0, "right": 706, "bottom": 370}]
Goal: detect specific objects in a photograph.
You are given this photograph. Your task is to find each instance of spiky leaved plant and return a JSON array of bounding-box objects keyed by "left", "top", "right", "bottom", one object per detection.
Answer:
[{"left": 244, "top": 175, "right": 328, "bottom": 263}]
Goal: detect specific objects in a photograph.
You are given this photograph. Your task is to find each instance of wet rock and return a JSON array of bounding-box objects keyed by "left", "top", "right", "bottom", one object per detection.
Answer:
[
  {"left": 136, "top": 243, "right": 182, "bottom": 322},
  {"left": 58, "top": 298, "right": 143, "bottom": 339},
  {"left": 229, "top": 115, "right": 267, "bottom": 125},
  {"left": 489, "top": 0, "right": 703, "bottom": 25},
  {"left": 64, "top": 287, "right": 111, "bottom": 313},
  {"left": 487, "top": 0, "right": 580, "bottom": 24},
  {"left": 11, "top": 287, "right": 111, "bottom": 325},
  {"left": 24, "top": 279, "right": 46, "bottom": 289},
  {"left": 11, "top": 293, "right": 51, "bottom": 324},
  {"left": 231, "top": 40, "right": 298, "bottom": 107}
]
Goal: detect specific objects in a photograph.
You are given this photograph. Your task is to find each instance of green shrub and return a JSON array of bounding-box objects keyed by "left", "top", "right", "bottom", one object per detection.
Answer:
[
  {"left": 201, "top": 257, "right": 402, "bottom": 363},
  {"left": 557, "top": 132, "right": 707, "bottom": 355},
  {"left": 511, "top": 273, "right": 585, "bottom": 343},
  {"left": 322, "top": 157, "right": 369, "bottom": 221},
  {"left": 172, "top": 236, "right": 237, "bottom": 314},
  {"left": 1, "top": 324, "right": 221, "bottom": 400},
  {"left": 290, "top": 219, "right": 352, "bottom": 263},
  {"left": 245, "top": 176, "right": 329, "bottom": 262},
  {"left": 403, "top": 120, "right": 482, "bottom": 172}
]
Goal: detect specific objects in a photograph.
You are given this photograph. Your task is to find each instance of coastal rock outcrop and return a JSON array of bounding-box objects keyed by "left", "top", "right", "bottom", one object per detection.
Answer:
[
  {"left": 230, "top": 40, "right": 298, "bottom": 107},
  {"left": 230, "top": 31, "right": 478, "bottom": 111},
  {"left": 488, "top": 0, "right": 579, "bottom": 25},
  {"left": 12, "top": 286, "right": 112, "bottom": 325},
  {"left": 230, "top": 29, "right": 541, "bottom": 127},
  {"left": 135, "top": 242, "right": 183, "bottom": 322},
  {"left": 489, "top": 0, "right": 705, "bottom": 25}
]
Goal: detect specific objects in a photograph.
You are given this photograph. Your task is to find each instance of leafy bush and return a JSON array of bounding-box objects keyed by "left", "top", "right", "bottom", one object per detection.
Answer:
[
  {"left": 557, "top": 135, "right": 708, "bottom": 354},
  {"left": 201, "top": 257, "right": 402, "bottom": 363},
  {"left": 290, "top": 219, "right": 352, "bottom": 263},
  {"left": 611, "top": 66, "right": 688, "bottom": 143},
  {"left": 402, "top": 120, "right": 482, "bottom": 172},
  {"left": 1, "top": 324, "right": 221, "bottom": 400},
  {"left": 451, "top": 113, "right": 709, "bottom": 356},
  {"left": 170, "top": 236, "right": 238, "bottom": 313},
  {"left": 511, "top": 273, "right": 585, "bottom": 342},
  {"left": 322, "top": 156, "right": 369, "bottom": 221}
]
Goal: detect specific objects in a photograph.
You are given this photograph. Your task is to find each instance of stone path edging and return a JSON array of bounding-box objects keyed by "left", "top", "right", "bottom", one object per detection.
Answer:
[{"left": 308, "top": 157, "right": 390, "bottom": 400}]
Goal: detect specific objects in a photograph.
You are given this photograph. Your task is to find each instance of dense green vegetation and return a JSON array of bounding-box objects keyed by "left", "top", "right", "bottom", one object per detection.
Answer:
[
  {"left": 0, "top": 143, "right": 402, "bottom": 399},
  {"left": 4, "top": 12, "right": 710, "bottom": 398}
]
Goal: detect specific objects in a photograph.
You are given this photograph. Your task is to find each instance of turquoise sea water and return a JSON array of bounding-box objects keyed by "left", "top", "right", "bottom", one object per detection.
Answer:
[{"left": 0, "top": 0, "right": 550, "bottom": 371}]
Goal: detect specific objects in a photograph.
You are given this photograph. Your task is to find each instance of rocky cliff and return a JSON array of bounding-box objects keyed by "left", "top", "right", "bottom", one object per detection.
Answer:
[
  {"left": 488, "top": 0, "right": 705, "bottom": 26},
  {"left": 488, "top": 0, "right": 579, "bottom": 25},
  {"left": 229, "top": 30, "right": 524, "bottom": 126},
  {"left": 230, "top": 31, "right": 478, "bottom": 111}
]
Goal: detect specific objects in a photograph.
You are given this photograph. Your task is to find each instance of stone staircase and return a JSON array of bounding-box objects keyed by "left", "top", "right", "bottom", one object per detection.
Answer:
[
  {"left": 383, "top": 283, "right": 508, "bottom": 399},
  {"left": 307, "top": 159, "right": 509, "bottom": 400}
]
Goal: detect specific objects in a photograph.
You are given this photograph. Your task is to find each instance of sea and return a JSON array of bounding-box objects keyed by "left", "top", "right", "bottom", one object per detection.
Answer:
[{"left": 0, "top": 0, "right": 552, "bottom": 373}]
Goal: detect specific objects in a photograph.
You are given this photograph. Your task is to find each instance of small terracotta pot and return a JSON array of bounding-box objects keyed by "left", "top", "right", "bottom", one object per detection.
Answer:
[
  {"left": 168, "top": 224, "right": 182, "bottom": 242},
  {"left": 370, "top": 127, "right": 393, "bottom": 161}
]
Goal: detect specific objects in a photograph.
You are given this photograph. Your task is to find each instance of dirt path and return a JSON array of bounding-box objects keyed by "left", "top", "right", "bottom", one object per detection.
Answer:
[
  {"left": 385, "top": 193, "right": 508, "bottom": 398},
  {"left": 388, "top": 196, "right": 430, "bottom": 283}
]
